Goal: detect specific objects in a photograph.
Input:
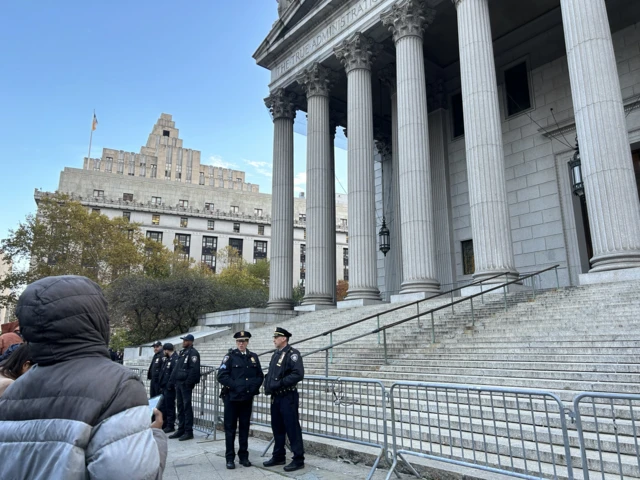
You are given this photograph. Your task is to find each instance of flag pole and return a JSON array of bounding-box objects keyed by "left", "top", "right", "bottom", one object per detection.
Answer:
[{"left": 87, "top": 109, "right": 95, "bottom": 161}]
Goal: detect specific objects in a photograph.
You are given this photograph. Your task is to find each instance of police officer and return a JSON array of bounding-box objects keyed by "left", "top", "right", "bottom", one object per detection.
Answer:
[
  {"left": 262, "top": 327, "right": 305, "bottom": 472},
  {"left": 168, "top": 334, "right": 200, "bottom": 441},
  {"left": 159, "top": 342, "right": 178, "bottom": 433},
  {"left": 217, "top": 331, "right": 264, "bottom": 470},
  {"left": 147, "top": 340, "right": 163, "bottom": 397}
]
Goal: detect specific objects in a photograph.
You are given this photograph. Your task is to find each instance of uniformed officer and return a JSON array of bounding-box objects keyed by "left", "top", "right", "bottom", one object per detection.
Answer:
[
  {"left": 159, "top": 342, "right": 178, "bottom": 433},
  {"left": 217, "top": 331, "right": 264, "bottom": 470},
  {"left": 262, "top": 327, "right": 305, "bottom": 472},
  {"left": 147, "top": 340, "right": 164, "bottom": 398},
  {"left": 168, "top": 334, "right": 201, "bottom": 441}
]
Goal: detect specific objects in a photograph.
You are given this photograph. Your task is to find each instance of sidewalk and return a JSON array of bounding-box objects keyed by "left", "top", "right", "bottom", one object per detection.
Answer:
[{"left": 162, "top": 431, "right": 402, "bottom": 480}]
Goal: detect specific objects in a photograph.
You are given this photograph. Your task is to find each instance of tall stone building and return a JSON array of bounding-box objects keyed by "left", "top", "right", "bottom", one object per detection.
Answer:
[
  {"left": 41, "top": 114, "right": 349, "bottom": 288},
  {"left": 255, "top": 0, "right": 640, "bottom": 310},
  {"left": 0, "top": 256, "right": 12, "bottom": 324}
]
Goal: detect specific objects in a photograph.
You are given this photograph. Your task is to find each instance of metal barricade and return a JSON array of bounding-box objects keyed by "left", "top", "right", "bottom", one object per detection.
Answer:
[
  {"left": 249, "top": 375, "right": 388, "bottom": 480},
  {"left": 386, "top": 382, "right": 574, "bottom": 480},
  {"left": 191, "top": 365, "right": 219, "bottom": 439},
  {"left": 573, "top": 392, "right": 640, "bottom": 479}
]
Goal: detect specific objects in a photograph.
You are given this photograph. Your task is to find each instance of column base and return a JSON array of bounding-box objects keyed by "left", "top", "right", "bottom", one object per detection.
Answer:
[
  {"left": 344, "top": 288, "right": 382, "bottom": 302},
  {"left": 390, "top": 291, "right": 440, "bottom": 304},
  {"left": 301, "top": 294, "right": 334, "bottom": 307},
  {"left": 337, "top": 298, "right": 386, "bottom": 309},
  {"left": 399, "top": 279, "right": 441, "bottom": 296},
  {"left": 266, "top": 300, "right": 294, "bottom": 311},
  {"left": 579, "top": 266, "right": 640, "bottom": 285},
  {"left": 295, "top": 304, "right": 336, "bottom": 312},
  {"left": 589, "top": 252, "right": 640, "bottom": 273}
]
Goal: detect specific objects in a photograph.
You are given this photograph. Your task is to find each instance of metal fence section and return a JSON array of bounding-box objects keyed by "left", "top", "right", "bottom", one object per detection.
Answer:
[
  {"left": 573, "top": 392, "right": 640, "bottom": 479},
  {"left": 250, "top": 375, "right": 388, "bottom": 480},
  {"left": 386, "top": 382, "right": 574, "bottom": 480}
]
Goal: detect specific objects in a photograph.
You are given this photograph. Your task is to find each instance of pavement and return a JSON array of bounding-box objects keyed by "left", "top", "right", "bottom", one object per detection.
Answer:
[{"left": 162, "top": 430, "right": 402, "bottom": 480}]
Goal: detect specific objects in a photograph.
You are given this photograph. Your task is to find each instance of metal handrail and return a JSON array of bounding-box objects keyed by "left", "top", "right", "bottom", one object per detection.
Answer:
[
  {"left": 256, "top": 270, "right": 510, "bottom": 358},
  {"left": 295, "top": 264, "right": 560, "bottom": 372}
]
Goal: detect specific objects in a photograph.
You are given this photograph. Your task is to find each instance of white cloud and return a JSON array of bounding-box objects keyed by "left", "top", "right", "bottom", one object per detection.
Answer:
[
  {"left": 293, "top": 172, "right": 306, "bottom": 186},
  {"left": 208, "top": 155, "right": 237, "bottom": 169},
  {"left": 244, "top": 159, "right": 272, "bottom": 178}
]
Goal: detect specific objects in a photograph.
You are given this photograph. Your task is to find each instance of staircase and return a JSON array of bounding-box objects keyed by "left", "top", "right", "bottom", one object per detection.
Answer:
[{"left": 196, "top": 280, "right": 640, "bottom": 479}]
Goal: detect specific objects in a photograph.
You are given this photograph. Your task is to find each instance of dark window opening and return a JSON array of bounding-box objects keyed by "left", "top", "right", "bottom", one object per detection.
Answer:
[
  {"left": 202, "top": 236, "right": 218, "bottom": 255},
  {"left": 258, "top": 225, "right": 265, "bottom": 235},
  {"left": 233, "top": 222, "right": 240, "bottom": 233},
  {"left": 451, "top": 93, "right": 464, "bottom": 138},
  {"left": 163, "top": 130, "right": 170, "bottom": 137},
  {"left": 175, "top": 234, "right": 191, "bottom": 260},
  {"left": 254, "top": 240, "right": 267, "bottom": 260},
  {"left": 229, "top": 238, "right": 243, "bottom": 257},
  {"left": 505, "top": 62, "right": 531, "bottom": 117},
  {"left": 123, "top": 193, "right": 133, "bottom": 202},
  {"left": 123, "top": 212, "right": 131, "bottom": 222},
  {"left": 462, "top": 240, "right": 475, "bottom": 276},
  {"left": 146, "top": 231, "right": 163, "bottom": 243}
]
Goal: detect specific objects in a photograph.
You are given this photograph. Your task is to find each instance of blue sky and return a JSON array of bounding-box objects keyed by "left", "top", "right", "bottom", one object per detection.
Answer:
[{"left": 0, "top": 0, "right": 348, "bottom": 239}]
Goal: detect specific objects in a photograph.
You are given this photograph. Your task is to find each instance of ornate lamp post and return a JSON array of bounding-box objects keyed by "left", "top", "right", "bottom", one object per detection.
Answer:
[
  {"left": 569, "top": 138, "right": 584, "bottom": 197},
  {"left": 378, "top": 217, "right": 390, "bottom": 256}
]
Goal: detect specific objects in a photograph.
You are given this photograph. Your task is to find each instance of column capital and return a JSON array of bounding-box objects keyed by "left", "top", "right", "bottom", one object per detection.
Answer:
[
  {"left": 379, "top": 64, "right": 397, "bottom": 93},
  {"left": 381, "top": 0, "right": 436, "bottom": 43},
  {"left": 374, "top": 133, "right": 392, "bottom": 162},
  {"left": 451, "top": 0, "right": 464, "bottom": 8},
  {"left": 265, "top": 88, "right": 297, "bottom": 121},
  {"left": 334, "top": 32, "right": 381, "bottom": 74},
  {"left": 297, "top": 63, "right": 334, "bottom": 98}
]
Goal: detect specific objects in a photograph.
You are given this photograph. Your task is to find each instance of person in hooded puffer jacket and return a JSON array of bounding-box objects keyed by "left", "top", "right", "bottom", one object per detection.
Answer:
[{"left": 0, "top": 275, "right": 168, "bottom": 480}]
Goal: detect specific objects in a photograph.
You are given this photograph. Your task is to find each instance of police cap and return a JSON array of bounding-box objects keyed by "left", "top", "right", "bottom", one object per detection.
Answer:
[
  {"left": 233, "top": 331, "right": 251, "bottom": 340},
  {"left": 180, "top": 334, "right": 195, "bottom": 341},
  {"left": 273, "top": 327, "right": 292, "bottom": 338},
  {"left": 152, "top": 340, "right": 162, "bottom": 347},
  {"left": 163, "top": 342, "right": 174, "bottom": 351}
]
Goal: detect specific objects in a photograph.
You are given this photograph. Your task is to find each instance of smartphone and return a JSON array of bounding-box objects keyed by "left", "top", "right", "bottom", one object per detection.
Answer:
[{"left": 149, "top": 395, "right": 163, "bottom": 417}]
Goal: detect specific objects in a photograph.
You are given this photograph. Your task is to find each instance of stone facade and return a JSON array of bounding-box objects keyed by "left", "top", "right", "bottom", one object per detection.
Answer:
[
  {"left": 0, "top": 256, "right": 11, "bottom": 324},
  {"left": 256, "top": 0, "right": 640, "bottom": 308},
  {"left": 43, "top": 115, "right": 349, "bottom": 287}
]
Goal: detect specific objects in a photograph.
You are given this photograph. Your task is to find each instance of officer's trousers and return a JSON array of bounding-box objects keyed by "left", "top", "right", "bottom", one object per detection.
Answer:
[
  {"left": 176, "top": 383, "right": 194, "bottom": 434},
  {"left": 223, "top": 398, "right": 253, "bottom": 461},
  {"left": 162, "top": 387, "right": 176, "bottom": 429},
  {"left": 150, "top": 380, "right": 160, "bottom": 398},
  {"left": 270, "top": 391, "right": 304, "bottom": 463}
]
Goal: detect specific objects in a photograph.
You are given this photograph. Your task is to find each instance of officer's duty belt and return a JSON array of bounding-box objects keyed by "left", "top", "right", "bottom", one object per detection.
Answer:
[{"left": 273, "top": 386, "right": 297, "bottom": 396}]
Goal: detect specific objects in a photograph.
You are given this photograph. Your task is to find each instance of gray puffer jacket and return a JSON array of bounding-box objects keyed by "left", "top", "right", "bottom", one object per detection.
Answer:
[{"left": 0, "top": 275, "right": 168, "bottom": 480}]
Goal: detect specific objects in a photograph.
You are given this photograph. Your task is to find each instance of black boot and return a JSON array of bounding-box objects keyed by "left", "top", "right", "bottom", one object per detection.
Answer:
[
  {"left": 168, "top": 430, "right": 184, "bottom": 439},
  {"left": 283, "top": 461, "right": 305, "bottom": 472},
  {"left": 226, "top": 461, "right": 235, "bottom": 469},
  {"left": 262, "top": 457, "right": 286, "bottom": 467}
]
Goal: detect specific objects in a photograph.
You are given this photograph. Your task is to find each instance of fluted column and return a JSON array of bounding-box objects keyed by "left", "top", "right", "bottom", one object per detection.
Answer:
[
  {"left": 453, "top": 0, "right": 518, "bottom": 282},
  {"left": 329, "top": 120, "right": 338, "bottom": 302},
  {"left": 298, "top": 63, "right": 335, "bottom": 306},
  {"left": 382, "top": 0, "right": 440, "bottom": 295},
  {"left": 265, "top": 89, "right": 296, "bottom": 310},
  {"left": 335, "top": 32, "right": 382, "bottom": 301},
  {"left": 560, "top": 0, "right": 640, "bottom": 272}
]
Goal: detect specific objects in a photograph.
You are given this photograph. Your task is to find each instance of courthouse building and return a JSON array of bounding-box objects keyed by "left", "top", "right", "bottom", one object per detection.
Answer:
[
  {"left": 39, "top": 114, "right": 349, "bottom": 288},
  {"left": 256, "top": 0, "right": 640, "bottom": 310}
]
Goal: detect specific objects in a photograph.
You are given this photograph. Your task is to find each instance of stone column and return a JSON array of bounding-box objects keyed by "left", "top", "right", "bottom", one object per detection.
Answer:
[
  {"left": 382, "top": 0, "right": 440, "bottom": 295},
  {"left": 335, "top": 32, "right": 382, "bottom": 302},
  {"left": 560, "top": 0, "right": 640, "bottom": 273},
  {"left": 329, "top": 120, "right": 338, "bottom": 302},
  {"left": 265, "top": 89, "right": 296, "bottom": 310},
  {"left": 380, "top": 66, "right": 404, "bottom": 297},
  {"left": 453, "top": 0, "right": 518, "bottom": 283},
  {"left": 297, "top": 63, "right": 335, "bottom": 307}
]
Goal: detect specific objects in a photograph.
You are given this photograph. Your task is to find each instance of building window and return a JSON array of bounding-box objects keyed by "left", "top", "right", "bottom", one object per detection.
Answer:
[
  {"left": 451, "top": 92, "right": 465, "bottom": 138},
  {"left": 123, "top": 212, "right": 131, "bottom": 222},
  {"left": 152, "top": 214, "right": 160, "bottom": 225},
  {"left": 258, "top": 225, "right": 265, "bottom": 236},
  {"left": 91, "top": 208, "right": 101, "bottom": 215},
  {"left": 462, "top": 239, "right": 475, "bottom": 275},
  {"left": 202, "top": 236, "right": 218, "bottom": 271},
  {"left": 93, "top": 190, "right": 104, "bottom": 198},
  {"left": 163, "top": 130, "right": 170, "bottom": 137},
  {"left": 175, "top": 234, "right": 191, "bottom": 260},
  {"left": 303, "top": 229, "right": 306, "bottom": 240},
  {"left": 179, "top": 199, "right": 189, "bottom": 208},
  {"left": 146, "top": 231, "right": 163, "bottom": 243},
  {"left": 93, "top": 159, "right": 101, "bottom": 171},
  {"left": 233, "top": 222, "right": 240, "bottom": 233},
  {"left": 300, "top": 244, "right": 306, "bottom": 280},
  {"left": 340, "top": 218, "right": 347, "bottom": 229},
  {"left": 343, "top": 247, "right": 349, "bottom": 281},
  {"left": 128, "top": 157, "right": 135, "bottom": 176},
  {"left": 207, "top": 219, "right": 215, "bottom": 230},
  {"left": 180, "top": 217, "right": 188, "bottom": 228},
  {"left": 199, "top": 172, "right": 205, "bottom": 185},
  {"left": 254, "top": 208, "right": 263, "bottom": 217},
  {"left": 123, "top": 193, "right": 134, "bottom": 202},
  {"left": 151, "top": 196, "right": 162, "bottom": 205},
  {"left": 105, "top": 157, "right": 113, "bottom": 172},
  {"left": 150, "top": 164, "right": 157, "bottom": 178},
  {"left": 254, "top": 240, "right": 267, "bottom": 261},
  {"left": 202, "top": 254, "right": 216, "bottom": 271},
  {"left": 117, "top": 157, "right": 124, "bottom": 174},
  {"left": 165, "top": 170, "right": 171, "bottom": 180},
  {"left": 229, "top": 238, "right": 243, "bottom": 257},
  {"left": 299, "top": 213, "right": 306, "bottom": 222},
  {"left": 205, "top": 202, "right": 214, "bottom": 212},
  {"left": 236, "top": 177, "right": 242, "bottom": 182},
  {"left": 504, "top": 61, "right": 532, "bottom": 117},
  {"left": 231, "top": 205, "right": 239, "bottom": 214}
]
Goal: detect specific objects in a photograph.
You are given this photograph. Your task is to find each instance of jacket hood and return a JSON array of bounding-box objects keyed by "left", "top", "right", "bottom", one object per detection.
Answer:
[{"left": 16, "top": 275, "right": 110, "bottom": 365}]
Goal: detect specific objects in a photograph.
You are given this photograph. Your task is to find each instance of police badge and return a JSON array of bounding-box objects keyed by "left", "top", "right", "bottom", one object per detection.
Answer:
[
  {"left": 291, "top": 354, "right": 299, "bottom": 362},
  {"left": 191, "top": 356, "right": 198, "bottom": 363}
]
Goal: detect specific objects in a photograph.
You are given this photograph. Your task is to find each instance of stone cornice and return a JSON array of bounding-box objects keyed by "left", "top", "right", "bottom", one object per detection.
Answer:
[
  {"left": 334, "top": 32, "right": 382, "bottom": 73},
  {"left": 381, "top": 0, "right": 436, "bottom": 42},
  {"left": 265, "top": 88, "right": 298, "bottom": 121},
  {"left": 297, "top": 63, "right": 334, "bottom": 98}
]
